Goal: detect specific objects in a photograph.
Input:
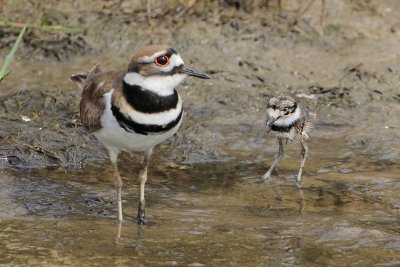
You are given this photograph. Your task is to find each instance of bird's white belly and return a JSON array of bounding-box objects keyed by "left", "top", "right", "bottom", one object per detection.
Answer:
[
  {"left": 94, "top": 119, "right": 181, "bottom": 152},
  {"left": 274, "top": 128, "right": 296, "bottom": 141}
]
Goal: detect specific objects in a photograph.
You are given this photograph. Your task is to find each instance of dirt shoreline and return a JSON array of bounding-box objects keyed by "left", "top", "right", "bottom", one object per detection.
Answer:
[{"left": 1, "top": 0, "right": 399, "bottom": 168}]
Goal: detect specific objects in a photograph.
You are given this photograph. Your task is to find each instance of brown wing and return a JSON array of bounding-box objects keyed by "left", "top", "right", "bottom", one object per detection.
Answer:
[
  {"left": 295, "top": 107, "right": 312, "bottom": 138},
  {"left": 71, "top": 64, "right": 124, "bottom": 132}
]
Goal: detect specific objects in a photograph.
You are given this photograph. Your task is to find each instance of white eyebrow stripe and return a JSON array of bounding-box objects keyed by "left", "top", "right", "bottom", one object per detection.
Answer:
[{"left": 138, "top": 51, "right": 167, "bottom": 63}]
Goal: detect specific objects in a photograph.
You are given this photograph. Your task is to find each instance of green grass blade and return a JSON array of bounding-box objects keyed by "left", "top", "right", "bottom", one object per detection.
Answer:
[
  {"left": 0, "top": 23, "right": 27, "bottom": 81},
  {"left": 40, "top": 24, "right": 84, "bottom": 33}
]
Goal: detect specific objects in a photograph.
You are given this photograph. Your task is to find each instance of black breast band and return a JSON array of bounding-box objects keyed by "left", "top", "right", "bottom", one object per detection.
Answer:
[
  {"left": 271, "top": 119, "right": 299, "bottom": 133},
  {"left": 111, "top": 105, "right": 183, "bottom": 135},
  {"left": 122, "top": 81, "right": 179, "bottom": 113}
]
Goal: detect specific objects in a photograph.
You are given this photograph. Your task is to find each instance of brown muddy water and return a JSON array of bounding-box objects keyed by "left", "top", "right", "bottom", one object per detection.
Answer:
[
  {"left": 0, "top": 127, "right": 399, "bottom": 266},
  {"left": 1, "top": 0, "right": 400, "bottom": 266}
]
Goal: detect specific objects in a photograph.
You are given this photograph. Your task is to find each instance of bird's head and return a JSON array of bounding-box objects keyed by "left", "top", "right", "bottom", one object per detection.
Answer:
[
  {"left": 266, "top": 95, "right": 299, "bottom": 131},
  {"left": 124, "top": 45, "right": 210, "bottom": 96}
]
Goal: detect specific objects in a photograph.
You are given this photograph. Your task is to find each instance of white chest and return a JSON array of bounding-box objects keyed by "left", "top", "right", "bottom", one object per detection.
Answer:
[{"left": 94, "top": 91, "right": 183, "bottom": 153}]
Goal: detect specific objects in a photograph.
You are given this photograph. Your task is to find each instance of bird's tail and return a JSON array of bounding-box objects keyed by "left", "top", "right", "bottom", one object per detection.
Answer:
[{"left": 70, "top": 64, "right": 102, "bottom": 89}]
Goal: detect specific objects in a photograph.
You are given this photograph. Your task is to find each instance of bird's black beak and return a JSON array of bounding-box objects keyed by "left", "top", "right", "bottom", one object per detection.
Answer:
[
  {"left": 182, "top": 67, "right": 211, "bottom": 79},
  {"left": 266, "top": 116, "right": 281, "bottom": 132}
]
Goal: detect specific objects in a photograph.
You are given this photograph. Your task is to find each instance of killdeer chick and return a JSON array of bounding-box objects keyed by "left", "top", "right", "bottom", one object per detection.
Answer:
[
  {"left": 70, "top": 45, "right": 210, "bottom": 224},
  {"left": 261, "top": 95, "right": 312, "bottom": 186}
]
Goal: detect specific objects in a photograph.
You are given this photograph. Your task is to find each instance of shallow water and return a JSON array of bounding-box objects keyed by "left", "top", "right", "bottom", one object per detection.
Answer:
[
  {"left": 0, "top": 131, "right": 399, "bottom": 266},
  {"left": 0, "top": 64, "right": 399, "bottom": 265}
]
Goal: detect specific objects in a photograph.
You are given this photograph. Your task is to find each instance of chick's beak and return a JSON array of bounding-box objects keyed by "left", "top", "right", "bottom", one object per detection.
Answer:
[
  {"left": 266, "top": 116, "right": 281, "bottom": 132},
  {"left": 181, "top": 67, "right": 211, "bottom": 79}
]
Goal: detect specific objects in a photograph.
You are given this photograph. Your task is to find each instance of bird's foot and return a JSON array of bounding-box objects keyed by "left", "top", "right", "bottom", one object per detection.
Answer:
[
  {"left": 296, "top": 174, "right": 302, "bottom": 184},
  {"left": 295, "top": 178, "right": 303, "bottom": 189},
  {"left": 136, "top": 209, "right": 147, "bottom": 225},
  {"left": 295, "top": 181, "right": 302, "bottom": 189},
  {"left": 261, "top": 173, "right": 271, "bottom": 182}
]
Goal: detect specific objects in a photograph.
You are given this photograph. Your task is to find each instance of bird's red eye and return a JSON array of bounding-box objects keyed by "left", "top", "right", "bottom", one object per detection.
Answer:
[{"left": 154, "top": 55, "right": 169, "bottom": 66}]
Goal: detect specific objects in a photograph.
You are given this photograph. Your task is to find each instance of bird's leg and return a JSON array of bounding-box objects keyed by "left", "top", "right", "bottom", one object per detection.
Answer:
[
  {"left": 298, "top": 187, "right": 306, "bottom": 213},
  {"left": 109, "top": 151, "right": 123, "bottom": 222},
  {"left": 296, "top": 140, "right": 308, "bottom": 186},
  {"left": 116, "top": 221, "right": 122, "bottom": 241},
  {"left": 136, "top": 148, "right": 153, "bottom": 225},
  {"left": 261, "top": 138, "right": 284, "bottom": 181}
]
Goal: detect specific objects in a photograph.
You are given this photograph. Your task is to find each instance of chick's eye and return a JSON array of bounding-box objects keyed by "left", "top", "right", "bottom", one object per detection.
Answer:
[{"left": 155, "top": 55, "right": 169, "bottom": 66}]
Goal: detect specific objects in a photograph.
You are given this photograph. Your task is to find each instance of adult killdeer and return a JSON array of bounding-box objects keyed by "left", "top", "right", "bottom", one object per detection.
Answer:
[
  {"left": 261, "top": 95, "right": 312, "bottom": 186},
  {"left": 70, "top": 45, "right": 210, "bottom": 224}
]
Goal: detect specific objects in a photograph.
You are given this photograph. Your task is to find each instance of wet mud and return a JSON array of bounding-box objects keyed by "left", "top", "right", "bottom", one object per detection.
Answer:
[{"left": 0, "top": 0, "right": 399, "bottom": 266}]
